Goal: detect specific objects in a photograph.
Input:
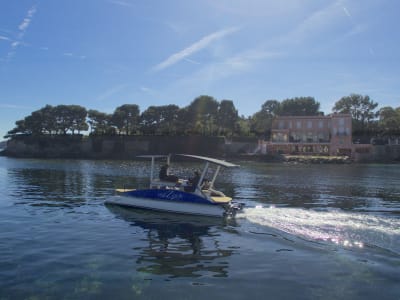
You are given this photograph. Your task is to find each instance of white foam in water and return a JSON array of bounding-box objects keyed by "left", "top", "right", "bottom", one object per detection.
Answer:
[{"left": 238, "top": 206, "right": 400, "bottom": 253}]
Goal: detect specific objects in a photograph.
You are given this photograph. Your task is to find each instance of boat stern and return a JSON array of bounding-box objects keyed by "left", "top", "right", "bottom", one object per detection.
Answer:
[{"left": 223, "top": 201, "right": 245, "bottom": 217}]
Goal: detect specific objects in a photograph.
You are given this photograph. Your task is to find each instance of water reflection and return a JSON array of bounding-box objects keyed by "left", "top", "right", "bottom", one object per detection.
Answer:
[
  {"left": 107, "top": 206, "right": 236, "bottom": 278},
  {"left": 8, "top": 168, "right": 88, "bottom": 207}
]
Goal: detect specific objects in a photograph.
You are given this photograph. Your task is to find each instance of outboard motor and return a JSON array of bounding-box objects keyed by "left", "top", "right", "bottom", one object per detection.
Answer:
[{"left": 224, "top": 202, "right": 245, "bottom": 217}]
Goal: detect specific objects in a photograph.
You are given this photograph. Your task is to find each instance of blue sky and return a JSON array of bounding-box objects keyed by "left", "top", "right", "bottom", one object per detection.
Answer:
[{"left": 1, "top": 0, "right": 399, "bottom": 139}]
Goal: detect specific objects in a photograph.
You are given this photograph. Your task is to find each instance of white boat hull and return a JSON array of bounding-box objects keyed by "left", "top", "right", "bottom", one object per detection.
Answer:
[{"left": 105, "top": 195, "right": 230, "bottom": 217}]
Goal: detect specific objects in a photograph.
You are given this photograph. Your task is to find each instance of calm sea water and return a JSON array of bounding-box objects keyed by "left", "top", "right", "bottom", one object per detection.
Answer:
[{"left": 0, "top": 157, "right": 399, "bottom": 300}]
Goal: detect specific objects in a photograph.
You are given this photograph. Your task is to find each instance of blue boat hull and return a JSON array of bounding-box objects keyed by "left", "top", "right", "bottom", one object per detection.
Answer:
[{"left": 105, "top": 189, "right": 240, "bottom": 217}]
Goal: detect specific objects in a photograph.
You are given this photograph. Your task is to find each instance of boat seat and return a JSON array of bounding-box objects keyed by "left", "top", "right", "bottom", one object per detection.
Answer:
[
  {"left": 115, "top": 188, "right": 135, "bottom": 193},
  {"left": 210, "top": 196, "right": 232, "bottom": 203}
]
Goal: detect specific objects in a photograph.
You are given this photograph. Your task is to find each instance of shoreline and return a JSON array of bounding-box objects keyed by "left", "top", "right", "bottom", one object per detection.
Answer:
[{"left": 1, "top": 135, "right": 399, "bottom": 163}]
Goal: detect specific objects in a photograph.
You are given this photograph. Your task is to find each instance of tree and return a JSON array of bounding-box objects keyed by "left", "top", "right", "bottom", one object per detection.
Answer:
[
  {"left": 235, "top": 115, "right": 252, "bottom": 136},
  {"left": 111, "top": 104, "right": 140, "bottom": 135},
  {"left": 88, "top": 109, "right": 113, "bottom": 135},
  {"left": 378, "top": 106, "right": 400, "bottom": 136},
  {"left": 5, "top": 105, "right": 57, "bottom": 137},
  {"left": 69, "top": 105, "right": 88, "bottom": 134},
  {"left": 159, "top": 104, "right": 180, "bottom": 135},
  {"left": 140, "top": 105, "right": 179, "bottom": 135},
  {"left": 250, "top": 100, "right": 280, "bottom": 137},
  {"left": 140, "top": 106, "right": 159, "bottom": 135},
  {"left": 175, "top": 108, "right": 190, "bottom": 135},
  {"left": 53, "top": 105, "right": 87, "bottom": 134},
  {"left": 5, "top": 119, "right": 27, "bottom": 138},
  {"left": 332, "top": 94, "right": 378, "bottom": 134},
  {"left": 216, "top": 100, "right": 239, "bottom": 136},
  {"left": 277, "top": 97, "right": 320, "bottom": 116},
  {"left": 186, "top": 95, "right": 219, "bottom": 135}
]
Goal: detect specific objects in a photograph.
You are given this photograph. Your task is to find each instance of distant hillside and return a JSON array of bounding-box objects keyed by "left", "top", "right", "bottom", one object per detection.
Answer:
[{"left": 0, "top": 140, "right": 6, "bottom": 150}]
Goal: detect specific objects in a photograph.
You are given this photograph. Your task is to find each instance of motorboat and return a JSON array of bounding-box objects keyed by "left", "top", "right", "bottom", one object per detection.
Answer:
[{"left": 105, "top": 154, "right": 244, "bottom": 217}]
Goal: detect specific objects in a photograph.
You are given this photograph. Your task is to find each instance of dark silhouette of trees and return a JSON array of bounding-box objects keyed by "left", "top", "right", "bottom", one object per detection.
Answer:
[
  {"left": 5, "top": 104, "right": 87, "bottom": 137},
  {"left": 140, "top": 105, "right": 180, "bottom": 135},
  {"left": 216, "top": 100, "right": 239, "bottom": 136},
  {"left": 250, "top": 99, "right": 280, "bottom": 137},
  {"left": 54, "top": 105, "right": 88, "bottom": 134},
  {"left": 249, "top": 98, "right": 320, "bottom": 137},
  {"left": 277, "top": 97, "right": 321, "bottom": 116},
  {"left": 87, "top": 109, "right": 113, "bottom": 135},
  {"left": 186, "top": 95, "right": 219, "bottom": 135},
  {"left": 111, "top": 104, "right": 140, "bottom": 135},
  {"left": 4, "top": 94, "right": 399, "bottom": 140},
  {"left": 332, "top": 94, "right": 379, "bottom": 135},
  {"left": 378, "top": 106, "right": 400, "bottom": 136}
]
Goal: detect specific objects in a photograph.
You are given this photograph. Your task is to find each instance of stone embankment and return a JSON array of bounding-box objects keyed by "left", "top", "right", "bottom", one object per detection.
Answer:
[
  {"left": 283, "top": 155, "right": 352, "bottom": 164},
  {"left": 1, "top": 135, "right": 259, "bottom": 159}
]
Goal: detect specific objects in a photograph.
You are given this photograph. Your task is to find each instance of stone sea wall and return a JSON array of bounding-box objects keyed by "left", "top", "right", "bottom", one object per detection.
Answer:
[
  {"left": 2, "top": 135, "right": 259, "bottom": 159},
  {"left": 2, "top": 135, "right": 399, "bottom": 162}
]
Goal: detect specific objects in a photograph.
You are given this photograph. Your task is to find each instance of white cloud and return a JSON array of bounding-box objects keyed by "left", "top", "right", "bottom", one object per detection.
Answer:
[
  {"left": 0, "top": 35, "right": 10, "bottom": 41},
  {"left": 342, "top": 7, "right": 351, "bottom": 18},
  {"left": 152, "top": 27, "right": 240, "bottom": 72},
  {"left": 195, "top": 49, "right": 280, "bottom": 81},
  {"left": 18, "top": 6, "right": 37, "bottom": 34},
  {"left": 108, "top": 0, "right": 135, "bottom": 8},
  {"left": 140, "top": 86, "right": 157, "bottom": 96},
  {"left": 280, "top": 2, "right": 345, "bottom": 45},
  {"left": 63, "top": 52, "right": 87, "bottom": 60},
  {"left": 184, "top": 58, "right": 201, "bottom": 65},
  {"left": 96, "top": 84, "right": 129, "bottom": 102},
  {"left": 4, "top": 5, "right": 37, "bottom": 60}
]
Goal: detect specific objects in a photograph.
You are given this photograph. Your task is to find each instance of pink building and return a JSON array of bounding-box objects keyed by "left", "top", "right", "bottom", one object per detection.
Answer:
[{"left": 266, "top": 114, "right": 353, "bottom": 156}]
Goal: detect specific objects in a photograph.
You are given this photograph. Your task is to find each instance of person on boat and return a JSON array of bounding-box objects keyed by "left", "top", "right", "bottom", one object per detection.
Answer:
[
  {"left": 159, "top": 164, "right": 179, "bottom": 182},
  {"left": 185, "top": 170, "right": 201, "bottom": 192}
]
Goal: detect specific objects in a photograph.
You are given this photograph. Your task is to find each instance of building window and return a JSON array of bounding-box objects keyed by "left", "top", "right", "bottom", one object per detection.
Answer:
[
  {"left": 307, "top": 120, "right": 312, "bottom": 129},
  {"left": 339, "top": 118, "right": 345, "bottom": 126},
  {"left": 296, "top": 121, "right": 301, "bottom": 129},
  {"left": 279, "top": 120, "right": 284, "bottom": 129},
  {"left": 318, "top": 120, "right": 323, "bottom": 129},
  {"left": 272, "top": 132, "right": 288, "bottom": 143}
]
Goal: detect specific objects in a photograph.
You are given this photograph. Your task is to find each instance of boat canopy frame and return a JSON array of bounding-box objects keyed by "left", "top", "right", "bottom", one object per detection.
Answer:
[{"left": 137, "top": 154, "right": 238, "bottom": 193}]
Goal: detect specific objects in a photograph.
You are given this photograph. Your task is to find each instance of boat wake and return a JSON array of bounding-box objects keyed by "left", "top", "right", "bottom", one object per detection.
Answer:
[{"left": 237, "top": 206, "right": 400, "bottom": 254}]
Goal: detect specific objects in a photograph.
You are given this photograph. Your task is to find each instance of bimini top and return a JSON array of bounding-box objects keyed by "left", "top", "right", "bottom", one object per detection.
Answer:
[
  {"left": 137, "top": 154, "right": 239, "bottom": 168},
  {"left": 177, "top": 154, "right": 239, "bottom": 168}
]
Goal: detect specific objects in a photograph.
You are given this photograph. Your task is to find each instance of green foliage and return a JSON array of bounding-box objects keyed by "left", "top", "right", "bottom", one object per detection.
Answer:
[
  {"left": 5, "top": 104, "right": 87, "bottom": 137},
  {"left": 235, "top": 116, "right": 252, "bottom": 136},
  {"left": 140, "top": 105, "right": 180, "bottom": 135},
  {"left": 111, "top": 104, "right": 140, "bottom": 135},
  {"left": 186, "top": 95, "right": 219, "bottom": 135},
  {"left": 216, "top": 100, "right": 239, "bottom": 136},
  {"left": 250, "top": 100, "right": 279, "bottom": 137},
  {"left": 277, "top": 97, "right": 321, "bottom": 116},
  {"left": 378, "top": 106, "right": 400, "bottom": 135},
  {"left": 88, "top": 109, "right": 113, "bottom": 135},
  {"left": 333, "top": 94, "right": 379, "bottom": 134},
  {"left": 55, "top": 105, "right": 88, "bottom": 134},
  {"left": 5, "top": 93, "right": 399, "bottom": 140}
]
